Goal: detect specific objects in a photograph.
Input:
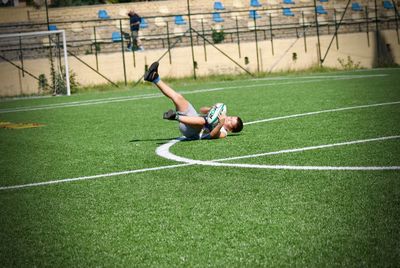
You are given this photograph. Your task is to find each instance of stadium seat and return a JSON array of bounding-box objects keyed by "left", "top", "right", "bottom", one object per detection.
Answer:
[
  {"left": 250, "top": 0, "right": 262, "bottom": 7},
  {"left": 140, "top": 18, "right": 148, "bottom": 29},
  {"left": 249, "top": 10, "right": 261, "bottom": 19},
  {"left": 111, "top": 32, "right": 122, "bottom": 42},
  {"left": 214, "top": 1, "right": 225, "bottom": 10},
  {"left": 283, "top": 0, "right": 295, "bottom": 4},
  {"left": 319, "top": 0, "right": 328, "bottom": 2},
  {"left": 351, "top": 2, "right": 363, "bottom": 11},
  {"left": 48, "top": 25, "right": 58, "bottom": 31},
  {"left": 175, "top": 15, "right": 186, "bottom": 25},
  {"left": 98, "top": 9, "right": 110, "bottom": 19},
  {"left": 316, "top": 5, "right": 328, "bottom": 14},
  {"left": 283, "top": 8, "right": 295, "bottom": 16},
  {"left": 383, "top": 0, "right": 394, "bottom": 9},
  {"left": 212, "top": 12, "right": 224, "bottom": 22}
]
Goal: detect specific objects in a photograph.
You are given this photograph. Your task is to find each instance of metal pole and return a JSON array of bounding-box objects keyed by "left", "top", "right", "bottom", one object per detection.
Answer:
[
  {"left": 45, "top": 0, "right": 50, "bottom": 30},
  {"left": 119, "top": 20, "right": 127, "bottom": 86},
  {"left": 166, "top": 21, "right": 172, "bottom": 64},
  {"left": 201, "top": 18, "right": 207, "bottom": 61},
  {"left": 392, "top": 0, "right": 400, "bottom": 44},
  {"left": 187, "top": 0, "right": 197, "bottom": 79},
  {"left": 254, "top": 15, "right": 260, "bottom": 73},
  {"left": 93, "top": 26, "right": 99, "bottom": 71},
  {"left": 19, "top": 36, "right": 25, "bottom": 77},
  {"left": 269, "top": 14, "right": 274, "bottom": 55},
  {"left": 235, "top": 16, "right": 241, "bottom": 58},
  {"left": 313, "top": 0, "right": 322, "bottom": 66},
  {"left": 374, "top": 0, "right": 380, "bottom": 59},
  {"left": 302, "top": 11, "right": 307, "bottom": 52},
  {"left": 366, "top": 7, "right": 370, "bottom": 47},
  {"left": 334, "top": 9, "right": 339, "bottom": 49}
]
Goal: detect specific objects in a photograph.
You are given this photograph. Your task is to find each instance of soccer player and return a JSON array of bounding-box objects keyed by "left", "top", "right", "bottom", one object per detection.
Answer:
[{"left": 144, "top": 62, "right": 243, "bottom": 139}]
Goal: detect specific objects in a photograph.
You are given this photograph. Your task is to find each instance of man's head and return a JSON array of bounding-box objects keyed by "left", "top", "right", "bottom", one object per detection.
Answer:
[
  {"left": 128, "top": 10, "right": 136, "bottom": 17},
  {"left": 224, "top": 116, "right": 243, "bottom": 133}
]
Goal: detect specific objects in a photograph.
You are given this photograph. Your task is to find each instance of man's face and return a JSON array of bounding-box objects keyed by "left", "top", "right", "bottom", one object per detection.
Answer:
[{"left": 224, "top": 116, "right": 238, "bottom": 131}]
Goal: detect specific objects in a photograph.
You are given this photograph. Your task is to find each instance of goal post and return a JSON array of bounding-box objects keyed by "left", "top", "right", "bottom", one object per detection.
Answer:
[{"left": 0, "top": 30, "right": 71, "bottom": 96}]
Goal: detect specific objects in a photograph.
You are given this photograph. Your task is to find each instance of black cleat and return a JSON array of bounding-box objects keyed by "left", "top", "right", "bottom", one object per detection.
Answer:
[
  {"left": 163, "top": 109, "right": 177, "bottom": 120},
  {"left": 144, "top": 61, "right": 159, "bottom": 82}
]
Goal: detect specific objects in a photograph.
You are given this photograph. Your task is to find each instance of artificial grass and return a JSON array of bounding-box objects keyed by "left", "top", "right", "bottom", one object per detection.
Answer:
[{"left": 0, "top": 68, "right": 399, "bottom": 266}]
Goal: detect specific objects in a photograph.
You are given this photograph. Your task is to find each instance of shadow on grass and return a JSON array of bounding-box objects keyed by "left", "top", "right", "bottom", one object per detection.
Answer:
[{"left": 129, "top": 133, "right": 241, "bottom": 144}]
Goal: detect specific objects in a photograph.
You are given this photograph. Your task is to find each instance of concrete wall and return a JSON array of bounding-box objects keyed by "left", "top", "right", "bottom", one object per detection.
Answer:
[{"left": 0, "top": 29, "right": 399, "bottom": 97}]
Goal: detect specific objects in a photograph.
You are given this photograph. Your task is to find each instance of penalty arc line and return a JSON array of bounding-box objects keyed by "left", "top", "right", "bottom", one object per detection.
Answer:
[{"left": 156, "top": 135, "right": 400, "bottom": 171}]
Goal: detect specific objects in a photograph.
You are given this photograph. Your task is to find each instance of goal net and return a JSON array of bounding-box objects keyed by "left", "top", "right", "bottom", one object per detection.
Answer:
[{"left": 0, "top": 30, "right": 71, "bottom": 97}]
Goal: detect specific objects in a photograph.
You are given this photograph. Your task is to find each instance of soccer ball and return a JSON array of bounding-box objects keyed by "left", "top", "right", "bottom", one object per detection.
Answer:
[{"left": 206, "top": 103, "right": 227, "bottom": 127}]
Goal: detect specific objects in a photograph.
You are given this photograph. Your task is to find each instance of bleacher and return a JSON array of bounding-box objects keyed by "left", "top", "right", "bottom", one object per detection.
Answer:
[{"left": 0, "top": 0, "right": 398, "bottom": 60}]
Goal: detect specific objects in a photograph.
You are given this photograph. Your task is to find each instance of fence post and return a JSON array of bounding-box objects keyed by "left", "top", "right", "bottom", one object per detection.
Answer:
[
  {"left": 392, "top": 0, "right": 400, "bottom": 44},
  {"left": 313, "top": 0, "right": 322, "bottom": 66},
  {"left": 201, "top": 18, "right": 207, "bottom": 61},
  {"left": 187, "top": 0, "right": 197, "bottom": 79},
  {"left": 334, "top": 9, "right": 339, "bottom": 49},
  {"left": 253, "top": 14, "right": 260, "bottom": 73},
  {"left": 119, "top": 19, "right": 127, "bottom": 86},
  {"left": 269, "top": 14, "right": 274, "bottom": 55},
  {"left": 166, "top": 21, "right": 172, "bottom": 64},
  {"left": 302, "top": 11, "right": 307, "bottom": 52},
  {"left": 93, "top": 26, "right": 99, "bottom": 71},
  {"left": 374, "top": 0, "right": 380, "bottom": 59},
  {"left": 18, "top": 36, "right": 25, "bottom": 77},
  {"left": 236, "top": 16, "right": 241, "bottom": 58},
  {"left": 366, "top": 7, "right": 370, "bottom": 47}
]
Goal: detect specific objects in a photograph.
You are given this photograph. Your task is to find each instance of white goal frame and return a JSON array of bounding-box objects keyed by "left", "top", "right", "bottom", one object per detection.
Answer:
[{"left": 0, "top": 30, "right": 71, "bottom": 96}]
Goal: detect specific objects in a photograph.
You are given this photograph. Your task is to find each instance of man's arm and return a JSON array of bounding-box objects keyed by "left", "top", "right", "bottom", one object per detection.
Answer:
[
  {"left": 199, "top": 106, "right": 212, "bottom": 115},
  {"left": 210, "top": 115, "right": 227, "bottom": 139}
]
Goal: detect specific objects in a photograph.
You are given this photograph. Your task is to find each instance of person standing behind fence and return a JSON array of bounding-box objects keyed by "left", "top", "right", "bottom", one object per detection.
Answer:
[{"left": 127, "top": 10, "right": 144, "bottom": 51}]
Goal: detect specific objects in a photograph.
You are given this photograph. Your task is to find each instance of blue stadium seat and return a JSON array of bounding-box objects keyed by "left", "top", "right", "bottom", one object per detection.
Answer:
[
  {"left": 351, "top": 2, "right": 363, "bottom": 11},
  {"left": 111, "top": 32, "right": 122, "bottom": 42},
  {"left": 212, "top": 12, "right": 224, "bottom": 22},
  {"left": 316, "top": 5, "right": 328, "bottom": 14},
  {"left": 319, "top": 0, "right": 328, "bottom": 2},
  {"left": 383, "top": 0, "right": 394, "bottom": 9},
  {"left": 48, "top": 25, "right": 58, "bottom": 31},
  {"left": 140, "top": 18, "right": 148, "bottom": 29},
  {"left": 249, "top": 10, "right": 261, "bottom": 19},
  {"left": 98, "top": 9, "right": 110, "bottom": 19},
  {"left": 283, "top": 0, "right": 295, "bottom": 4},
  {"left": 214, "top": 1, "right": 225, "bottom": 10},
  {"left": 283, "top": 8, "right": 294, "bottom": 16},
  {"left": 175, "top": 15, "right": 186, "bottom": 25},
  {"left": 250, "top": 0, "right": 262, "bottom": 7}
]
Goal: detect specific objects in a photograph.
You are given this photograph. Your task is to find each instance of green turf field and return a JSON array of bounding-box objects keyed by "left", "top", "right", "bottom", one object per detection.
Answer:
[{"left": 1, "top": 68, "right": 400, "bottom": 266}]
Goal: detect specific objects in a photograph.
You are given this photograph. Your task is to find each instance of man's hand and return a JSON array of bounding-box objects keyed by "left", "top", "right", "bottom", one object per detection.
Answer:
[{"left": 218, "top": 114, "right": 226, "bottom": 125}]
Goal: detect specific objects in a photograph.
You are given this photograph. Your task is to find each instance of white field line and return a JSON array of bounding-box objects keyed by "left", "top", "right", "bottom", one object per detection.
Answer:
[
  {"left": 245, "top": 101, "right": 400, "bottom": 125},
  {"left": 0, "top": 163, "right": 193, "bottom": 191},
  {"left": 156, "top": 135, "right": 400, "bottom": 171},
  {"left": 1, "top": 98, "right": 399, "bottom": 191},
  {"left": 0, "top": 74, "right": 387, "bottom": 114}
]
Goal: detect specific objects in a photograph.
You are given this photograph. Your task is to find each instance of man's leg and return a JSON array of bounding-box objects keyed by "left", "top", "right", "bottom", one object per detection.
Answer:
[
  {"left": 154, "top": 80, "right": 189, "bottom": 112},
  {"left": 144, "top": 62, "right": 189, "bottom": 112}
]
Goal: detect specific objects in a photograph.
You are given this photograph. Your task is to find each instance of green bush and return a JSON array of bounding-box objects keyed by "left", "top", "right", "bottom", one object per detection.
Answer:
[{"left": 211, "top": 29, "right": 225, "bottom": 44}]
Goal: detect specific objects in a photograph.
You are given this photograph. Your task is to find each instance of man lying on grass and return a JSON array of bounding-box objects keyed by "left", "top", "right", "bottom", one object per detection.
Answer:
[{"left": 144, "top": 61, "right": 243, "bottom": 139}]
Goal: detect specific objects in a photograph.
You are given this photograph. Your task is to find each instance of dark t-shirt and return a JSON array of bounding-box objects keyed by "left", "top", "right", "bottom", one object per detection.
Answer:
[{"left": 129, "top": 14, "right": 141, "bottom": 31}]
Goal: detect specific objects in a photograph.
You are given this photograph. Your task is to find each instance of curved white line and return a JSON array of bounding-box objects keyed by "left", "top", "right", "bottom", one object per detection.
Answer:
[
  {"left": 156, "top": 136, "right": 400, "bottom": 171},
  {"left": 156, "top": 101, "right": 400, "bottom": 171}
]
